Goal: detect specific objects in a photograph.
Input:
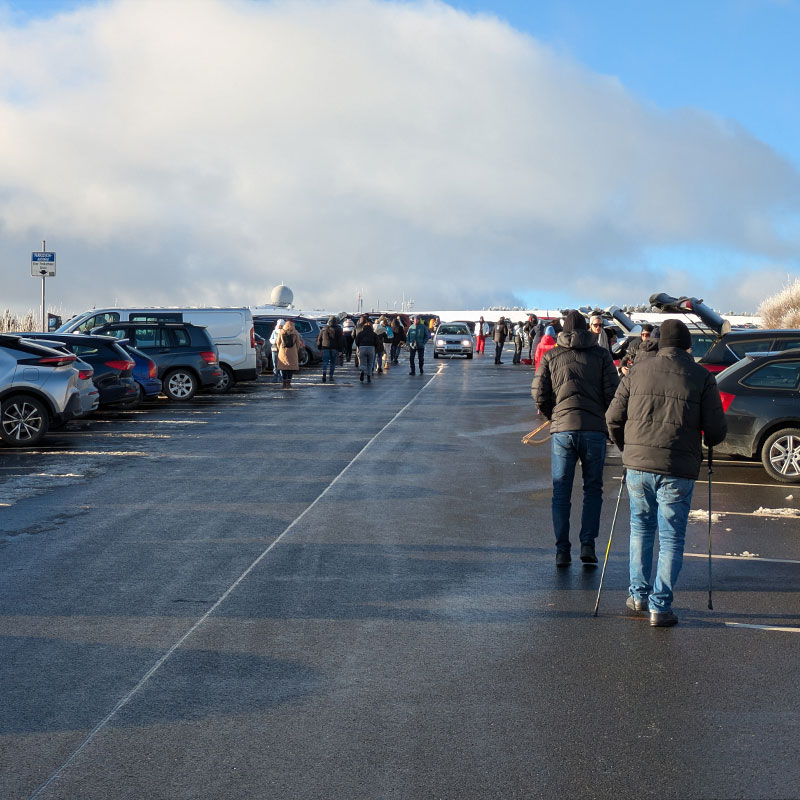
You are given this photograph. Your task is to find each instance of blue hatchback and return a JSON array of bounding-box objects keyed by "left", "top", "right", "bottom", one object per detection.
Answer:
[{"left": 119, "top": 343, "right": 162, "bottom": 405}]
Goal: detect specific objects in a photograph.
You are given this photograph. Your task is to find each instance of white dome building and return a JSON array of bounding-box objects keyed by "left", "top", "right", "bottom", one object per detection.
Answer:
[{"left": 269, "top": 283, "right": 294, "bottom": 308}]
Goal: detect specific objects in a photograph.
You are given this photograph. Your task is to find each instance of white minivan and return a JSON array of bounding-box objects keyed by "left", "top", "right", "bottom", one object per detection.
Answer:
[{"left": 56, "top": 307, "right": 257, "bottom": 391}]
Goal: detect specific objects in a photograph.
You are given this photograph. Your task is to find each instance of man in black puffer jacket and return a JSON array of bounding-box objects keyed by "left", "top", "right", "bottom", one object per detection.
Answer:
[
  {"left": 606, "top": 318, "right": 726, "bottom": 627},
  {"left": 316, "top": 316, "right": 343, "bottom": 383},
  {"left": 532, "top": 310, "right": 619, "bottom": 567}
]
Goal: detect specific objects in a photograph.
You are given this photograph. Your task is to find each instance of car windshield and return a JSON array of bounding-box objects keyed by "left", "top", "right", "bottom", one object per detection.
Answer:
[{"left": 438, "top": 325, "right": 469, "bottom": 335}]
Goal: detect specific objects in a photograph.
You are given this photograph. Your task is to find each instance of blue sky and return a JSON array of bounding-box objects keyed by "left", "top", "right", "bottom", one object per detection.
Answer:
[{"left": 1, "top": 0, "right": 798, "bottom": 315}]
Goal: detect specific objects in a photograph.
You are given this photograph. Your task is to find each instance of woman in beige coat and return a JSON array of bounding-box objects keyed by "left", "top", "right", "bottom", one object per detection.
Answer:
[{"left": 276, "top": 319, "right": 301, "bottom": 388}]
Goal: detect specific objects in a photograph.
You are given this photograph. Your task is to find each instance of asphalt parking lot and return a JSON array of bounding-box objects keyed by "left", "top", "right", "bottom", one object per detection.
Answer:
[{"left": 2, "top": 346, "right": 799, "bottom": 800}]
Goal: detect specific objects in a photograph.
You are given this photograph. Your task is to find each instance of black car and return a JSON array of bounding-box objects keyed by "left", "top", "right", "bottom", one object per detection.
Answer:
[
  {"left": 22, "top": 333, "right": 139, "bottom": 408},
  {"left": 715, "top": 349, "right": 800, "bottom": 483},
  {"left": 252, "top": 315, "right": 321, "bottom": 368},
  {"left": 90, "top": 322, "right": 223, "bottom": 401},
  {"left": 649, "top": 293, "right": 800, "bottom": 373}
]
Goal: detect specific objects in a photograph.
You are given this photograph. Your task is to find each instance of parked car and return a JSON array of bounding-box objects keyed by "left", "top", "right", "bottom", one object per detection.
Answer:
[
  {"left": 88, "top": 322, "right": 222, "bottom": 401},
  {"left": 253, "top": 333, "right": 269, "bottom": 374},
  {"left": 0, "top": 335, "right": 83, "bottom": 446},
  {"left": 117, "top": 343, "right": 162, "bottom": 407},
  {"left": 252, "top": 314, "right": 322, "bottom": 368},
  {"left": 715, "top": 349, "right": 800, "bottom": 483},
  {"left": 56, "top": 306, "right": 257, "bottom": 391},
  {"left": 648, "top": 293, "right": 800, "bottom": 373},
  {"left": 21, "top": 333, "right": 140, "bottom": 408},
  {"left": 433, "top": 323, "right": 474, "bottom": 359}
]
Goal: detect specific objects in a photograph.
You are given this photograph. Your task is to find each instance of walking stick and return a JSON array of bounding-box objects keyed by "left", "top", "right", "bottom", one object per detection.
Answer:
[
  {"left": 593, "top": 470, "right": 627, "bottom": 617},
  {"left": 707, "top": 446, "right": 714, "bottom": 610}
]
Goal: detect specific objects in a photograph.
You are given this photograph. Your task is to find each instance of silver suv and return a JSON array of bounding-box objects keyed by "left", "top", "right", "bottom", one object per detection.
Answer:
[{"left": 0, "top": 335, "right": 82, "bottom": 446}]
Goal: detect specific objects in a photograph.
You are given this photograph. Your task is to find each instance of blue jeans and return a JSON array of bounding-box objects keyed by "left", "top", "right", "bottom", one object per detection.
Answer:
[
  {"left": 358, "top": 346, "right": 375, "bottom": 375},
  {"left": 409, "top": 346, "right": 424, "bottom": 372},
  {"left": 271, "top": 350, "right": 281, "bottom": 382},
  {"left": 551, "top": 430, "right": 607, "bottom": 552},
  {"left": 321, "top": 349, "right": 337, "bottom": 378},
  {"left": 627, "top": 470, "right": 695, "bottom": 613}
]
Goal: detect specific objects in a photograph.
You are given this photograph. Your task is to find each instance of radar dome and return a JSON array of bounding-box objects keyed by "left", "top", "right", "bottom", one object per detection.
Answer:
[{"left": 269, "top": 283, "right": 294, "bottom": 307}]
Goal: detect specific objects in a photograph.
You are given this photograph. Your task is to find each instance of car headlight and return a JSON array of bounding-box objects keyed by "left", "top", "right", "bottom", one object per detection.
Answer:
[
  {"left": 462, "top": 339, "right": 471, "bottom": 347},
  {"left": 436, "top": 339, "right": 446, "bottom": 346}
]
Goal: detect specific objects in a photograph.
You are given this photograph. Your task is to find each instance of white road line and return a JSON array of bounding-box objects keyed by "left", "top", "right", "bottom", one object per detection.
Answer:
[
  {"left": 684, "top": 552, "right": 800, "bottom": 565},
  {"left": 724, "top": 622, "right": 800, "bottom": 633},
  {"left": 29, "top": 372, "right": 440, "bottom": 799}
]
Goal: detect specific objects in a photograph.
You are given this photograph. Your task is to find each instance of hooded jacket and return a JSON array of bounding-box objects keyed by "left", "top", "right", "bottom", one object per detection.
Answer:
[
  {"left": 532, "top": 329, "right": 619, "bottom": 433},
  {"left": 606, "top": 346, "right": 727, "bottom": 479},
  {"left": 317, "top": 318, "right": 343, "bottom": 351}
]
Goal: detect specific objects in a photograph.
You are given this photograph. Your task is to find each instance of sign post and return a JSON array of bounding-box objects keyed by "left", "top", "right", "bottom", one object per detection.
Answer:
[{"left": 31, "top": 241, "right": 56, "bottom": 331}]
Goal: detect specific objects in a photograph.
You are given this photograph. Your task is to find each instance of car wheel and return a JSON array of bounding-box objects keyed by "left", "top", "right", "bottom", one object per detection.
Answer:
[
  {"left": 0, "top": 394, "right": 50, "bottom": 446},
  {"left": 211, "top": 364, "right": 234, "bottom": 394},
  {"left": 298, "top": 347, "right": 310, "bottom": 367},
  {"left": 163, "top": 369, "right": 198, "bottom": 401},
  {"left": 433, "top": 352, "right": 439, "bottom": 359},
  {"left": 761, "top": 428, "right": 800, "bottom": 483}
]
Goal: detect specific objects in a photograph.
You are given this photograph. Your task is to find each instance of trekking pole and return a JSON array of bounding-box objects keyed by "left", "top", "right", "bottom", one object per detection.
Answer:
[
  {"left": 593, "top": 470, "right": 627, "bottom": 617},
  {"left": 707, "top": 446, "right": 714, "bottom": 610}
]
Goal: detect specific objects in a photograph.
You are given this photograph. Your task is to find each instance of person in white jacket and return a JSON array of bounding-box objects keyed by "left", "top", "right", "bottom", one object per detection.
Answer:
[
  {"left": 269, "top": 319, "right": 285, "bottom": 383},
  {"left": 474, "top": 316, "right": 489, "bottom": 355}
]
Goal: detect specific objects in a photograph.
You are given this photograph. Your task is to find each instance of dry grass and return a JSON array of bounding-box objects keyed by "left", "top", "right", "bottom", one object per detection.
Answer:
[
  {"left": 0, "top": 309, "right": 38, "bottom": 333},
  {"left": 757, "top": 278, "right": 800, "bottom": 329}
]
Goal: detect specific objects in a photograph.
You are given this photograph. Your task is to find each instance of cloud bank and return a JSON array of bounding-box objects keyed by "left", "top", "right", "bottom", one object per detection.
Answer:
[{"left": 1, "top": 0, "right": 798, "bottom": 316}]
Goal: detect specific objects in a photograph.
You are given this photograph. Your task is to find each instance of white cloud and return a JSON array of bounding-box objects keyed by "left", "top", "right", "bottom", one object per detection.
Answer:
[{"left": 0, "top": 0, "right": 798, "bottom": 317}]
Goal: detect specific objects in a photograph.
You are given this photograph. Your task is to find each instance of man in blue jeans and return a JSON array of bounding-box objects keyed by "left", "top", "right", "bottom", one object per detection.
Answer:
[
  {"left": 532, "top": 310, "right": 619, "bottom": 567},
  {"left": 606, "top": 319, "right": 727, "bottom": 627},
  {"left": 407, "top": 315, "right": 429, "bottom": 375}
]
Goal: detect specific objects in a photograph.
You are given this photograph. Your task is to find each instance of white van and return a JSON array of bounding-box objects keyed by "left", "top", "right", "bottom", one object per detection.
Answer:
[{"left": 56, "top": 307, "right": 257, "bottom": 389}]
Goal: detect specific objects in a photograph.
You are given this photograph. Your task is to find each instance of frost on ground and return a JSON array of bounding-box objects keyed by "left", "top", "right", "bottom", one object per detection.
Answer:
[
  {"left": 689, "top": 509, "right": 722, "bottom": 523},
  {"left": 753, "top": 507, "right": 800, "bottom": 517},
  {"left": 725, "top": 551, "right": 760, "bottom": 558}
]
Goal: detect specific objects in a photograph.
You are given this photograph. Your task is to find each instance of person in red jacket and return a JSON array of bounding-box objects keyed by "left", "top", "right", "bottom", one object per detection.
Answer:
[{"left": 534, "top": 326, "right": 557, "bottom": 371}]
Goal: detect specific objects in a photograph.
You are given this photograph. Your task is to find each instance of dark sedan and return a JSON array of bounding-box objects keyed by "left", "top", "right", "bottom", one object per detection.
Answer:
[
  {"left": 715, "top": 349, "right": 800, "bottom": 483},
  {"left": 21, "top": 333, "right": 139, "bottom": 408}
]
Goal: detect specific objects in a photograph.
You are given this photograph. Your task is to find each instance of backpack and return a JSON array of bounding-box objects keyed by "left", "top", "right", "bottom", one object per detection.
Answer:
[{"left": 282, "top": 331, "right": 295, "bottom": 348}]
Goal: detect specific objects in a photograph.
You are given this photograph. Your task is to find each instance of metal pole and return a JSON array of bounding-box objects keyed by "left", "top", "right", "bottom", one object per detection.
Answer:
[{"left": 41, "top": 239, "right": 46, "bottom": 330}]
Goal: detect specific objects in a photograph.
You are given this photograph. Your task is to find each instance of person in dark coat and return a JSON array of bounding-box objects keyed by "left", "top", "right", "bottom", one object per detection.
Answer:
[
  {"left": 606, "top": 319, "right": 726, "bottom": 627},
  {"left": 390, "top": 316, "right": 405, "bottom": 364},
  {"left": 619, "top": 324, "right": 654, "bottom": 374},
  {"left": 493, "top": 317, "right": 508, "bottom": 364},
  {"left": 532, "top": 310, "right": 620, "bottom": 567},
  {"left": 354, "top": 318, "right": 379, "bottom": 383},
  {"left": 316, "top": 316, "right": 343, "bottom": 383}
]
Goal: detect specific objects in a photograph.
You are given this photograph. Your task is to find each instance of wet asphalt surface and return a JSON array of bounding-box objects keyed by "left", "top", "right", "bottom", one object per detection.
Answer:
[{"left": 2, "top": 344, "right": 799, "bottom": 800}]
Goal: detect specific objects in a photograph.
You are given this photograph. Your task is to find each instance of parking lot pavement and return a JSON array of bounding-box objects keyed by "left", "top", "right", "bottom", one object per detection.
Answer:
[{"left": 2, "top": 347, "right": 799, "bottom": 800}]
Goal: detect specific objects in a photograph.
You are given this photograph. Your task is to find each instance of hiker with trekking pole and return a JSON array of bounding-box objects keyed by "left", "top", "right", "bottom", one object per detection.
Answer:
[{"left": 604, "top": 319, "right": 727, "bottom": 627}]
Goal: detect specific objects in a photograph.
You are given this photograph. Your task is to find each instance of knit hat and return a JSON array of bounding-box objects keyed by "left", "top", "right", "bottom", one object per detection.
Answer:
[
  {"left": 277, "top": 318, "right": 285, "bottom": 327},
  {"left": 545, "top": 325, "right": 555, "bottom": 338},
  {"left": 562, "top": 310, "right": 588, "bottom": 333},
  {"left": 659, "top": 319, "right": 692, "bottom": 350}
]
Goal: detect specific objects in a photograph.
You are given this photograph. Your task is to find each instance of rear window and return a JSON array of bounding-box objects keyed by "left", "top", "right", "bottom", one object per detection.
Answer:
[
  {"left": 71, "top": 344, "right": 102, "bottom": 357},
  {"left": 727, "top": 338, "right": 775, "bottom": 359},
  {"left": 134, "top": 327, "right": 171, "bottom": 347},
  {"left": 741, "top": 360, "right": 800, "bottom": 390},
  {"left": 171, "top": 328, "right": 191, "bottom": 347},
  {"left": 691, "top": 334, "right": 716, "bottom": 359},
  {"left": 294, "top": 320, "right": 312, "bottom": 334},
  {"left": 773, "top": 338, "right": 800, "bottom": 353}
]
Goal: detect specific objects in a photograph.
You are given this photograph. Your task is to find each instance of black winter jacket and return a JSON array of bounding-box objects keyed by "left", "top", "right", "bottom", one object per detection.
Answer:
[
  {"left": 605, "top": 347, "right": 727, "bottom": 479},
  {"left": 493, "top": 322, "right": 508, "bottom": 344},
  {"left": 317, "top": 324, "right": 343, "bottom": 351},
  {"left": 355, "top": 327, "right": 379, "bottom": 348},
  {"left": 532, "top": 330, "right": 619, "bottom": 433}
]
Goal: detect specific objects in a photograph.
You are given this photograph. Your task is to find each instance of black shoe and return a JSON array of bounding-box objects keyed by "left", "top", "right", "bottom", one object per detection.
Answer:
[
  {"left": 495, "top": 361, "right": 504, "bottom": 365},
  {"left": 555, "top": 550, "right": 571, "bottom": 568},
  {"left": 367, "top": 375, "right": 371, "bottom": 383},
  {"left": 626, "top": 596, "right": 648, "bottom": 615},
  {"left": 419, "top": 368, "right": 423, "bottom": 374},
  {"left": 377, "top": 368, "right": 383, "bottom": 374},
  {"left": 580, "top": 543, "right": 598, "bottom": 565},
  {"left": 360, "top": 371, "right": 364, "bottom": 382},
  {"left": 329, "top": 377, "right": 335, "bottom": 383},
  {"left": 322, "top": 374, "right": 326, "bottom": 383},
  {"left": 650, "top": 610, "right": 678, "bottom": 627},
  {"left": 409, "top": 370, "right": 415, "bottom": 375}
]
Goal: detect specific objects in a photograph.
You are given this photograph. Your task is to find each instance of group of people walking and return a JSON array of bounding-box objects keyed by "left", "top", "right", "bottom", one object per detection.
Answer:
[
  {"left": 532, "top": 310, "right": 727, "bottom": 627},
  {"left": 268, "top": 314, "right": 431, "bottom": 387}
]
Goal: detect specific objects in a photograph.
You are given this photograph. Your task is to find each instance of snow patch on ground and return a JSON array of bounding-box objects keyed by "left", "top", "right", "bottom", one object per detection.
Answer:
[
  {"left": 753, "top": 507, "right": 800, "bottom": 517},
  {"left": 688, "top": 509, "right": 722, "bottom": 523}
]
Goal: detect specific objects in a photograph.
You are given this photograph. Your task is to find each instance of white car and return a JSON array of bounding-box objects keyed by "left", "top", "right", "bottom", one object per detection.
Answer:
[{"left": 433, "top": 324, "right": 474, "bottom": 359}]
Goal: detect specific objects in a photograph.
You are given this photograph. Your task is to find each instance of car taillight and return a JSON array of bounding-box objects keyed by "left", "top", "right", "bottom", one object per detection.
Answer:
[
  {"left": 78, "top": 368, "right": 94, "bottom": 380},
  {"left": 23, "top": 354, "right": 77, "bottom": 367},
  {"left": 200, "top": 351, "right": 218, "bottom": 365},
  {"left": 105, "top": 359, "right": 135, "bottom": 372},
  {"left": 719, "top": 391, "right": 735, "bottom": 412},
  {"left": 250, "top": 326, "right": 256, "bottom": 348},
  {"left": 703, "top": 364, "right": 727, "bottom": 373},
  {"left": 148, "top": 360, "right": 157, "bottom": 378}
]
